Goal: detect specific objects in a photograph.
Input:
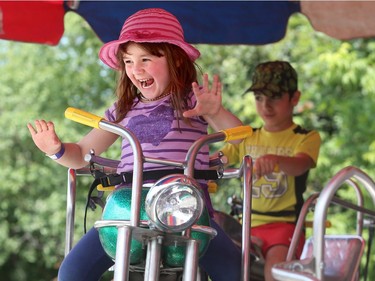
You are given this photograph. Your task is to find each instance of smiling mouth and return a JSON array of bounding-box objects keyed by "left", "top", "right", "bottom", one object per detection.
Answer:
[
  {"left": 139, "top": 78, "right": 154, "bottom": 88},
  {"left": 263, "top": 114, "right": 275, "bottom": 119}
]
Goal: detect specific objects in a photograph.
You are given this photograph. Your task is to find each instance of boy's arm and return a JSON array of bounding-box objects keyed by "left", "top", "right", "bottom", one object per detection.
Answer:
[
  {"left": 255, "top": 129, "right": 321, "bottom": 178},
  {"left": 254, "top": 153, "right": 315, "bottom": 179}
]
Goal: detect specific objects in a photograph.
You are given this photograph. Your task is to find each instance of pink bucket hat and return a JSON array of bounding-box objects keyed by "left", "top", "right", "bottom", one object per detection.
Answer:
[{"left": 99, "top": 8, "right": 201, "bottom": 70}]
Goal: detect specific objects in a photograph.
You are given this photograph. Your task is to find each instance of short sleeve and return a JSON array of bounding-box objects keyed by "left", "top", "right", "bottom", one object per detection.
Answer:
[
  {"left": 104, "top": 102, "right": 117, "bottom": 122},
  {"left": 220, "top": 142, "right": 240, "bottom": 167},
  {"left": 295, "top": 130, "right": 321, "bottom": 167}
]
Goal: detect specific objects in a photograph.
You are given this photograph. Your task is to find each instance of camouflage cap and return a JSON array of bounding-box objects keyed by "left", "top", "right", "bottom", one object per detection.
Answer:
[{"left": 247, "top": 61, "right": 298, "bottom": 97}]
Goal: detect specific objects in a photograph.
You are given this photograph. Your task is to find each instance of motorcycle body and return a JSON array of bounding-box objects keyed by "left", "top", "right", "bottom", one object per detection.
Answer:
[
  {"left": 64, "top": 107, "right": 253, "bottom": 281},
  {"left": 97, "top": 181, "right": 212, "bottom": 281},
  {"left": 64, "top": 107, "right": 375, "bottom": 281}
]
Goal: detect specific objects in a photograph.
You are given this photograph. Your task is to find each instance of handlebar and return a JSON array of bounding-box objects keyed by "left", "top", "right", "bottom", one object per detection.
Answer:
[
  {"left": 220, "top": 125, "right": 253, "bottom": 142},
  {"left": 65, "top": 107, "right": 103, "bottom": 129},
  {"left": 65, "top": 107, "right": 252, "bottom": 142},
  {"left": 65, "top": 107, "right": 283, "bottom": 181},
  {"left": 65, "top": 107, "right": 257, "bottom": 281}
]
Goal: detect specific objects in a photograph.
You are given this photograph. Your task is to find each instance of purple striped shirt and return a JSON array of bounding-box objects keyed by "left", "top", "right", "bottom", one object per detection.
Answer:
[
  {"left": 105, "top": 91, "right": 214, "bottom": 215},
  {"left": 105, "top": 92, "right": 209, "bottom": 174}
]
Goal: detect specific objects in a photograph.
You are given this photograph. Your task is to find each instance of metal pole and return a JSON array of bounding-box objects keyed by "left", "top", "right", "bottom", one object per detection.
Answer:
[
  {"left": 144, "top": 236, "right": 163, "bottom": 281},
  {"left": 65, "top": 168, "right": 76, "bottom": 256},
  {"left": 113, "top": 226, "right": 132, "bottom": 281},
  {"left": 241, "top": 155, "right": 253, "bottom": 281},
  {"left": 183, "top": 239, "right": 200, "bottom": 281}
]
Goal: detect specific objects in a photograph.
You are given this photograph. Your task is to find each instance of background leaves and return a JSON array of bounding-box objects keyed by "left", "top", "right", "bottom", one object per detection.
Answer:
[{"left": 0, "top": 12, "right": 374, "bottom": 280}]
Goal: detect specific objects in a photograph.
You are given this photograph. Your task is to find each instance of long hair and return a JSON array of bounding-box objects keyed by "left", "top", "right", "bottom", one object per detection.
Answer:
[{"left": 113, "top": 42, "right": 201, "bottom": 123}]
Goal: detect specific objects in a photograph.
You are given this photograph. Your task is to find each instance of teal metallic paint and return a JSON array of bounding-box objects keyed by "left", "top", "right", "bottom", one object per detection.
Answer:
[{"left": 98, "top": 187, "right": 211, "bottom": 266}]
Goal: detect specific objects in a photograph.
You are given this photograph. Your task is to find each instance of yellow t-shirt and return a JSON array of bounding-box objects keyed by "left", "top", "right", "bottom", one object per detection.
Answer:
[{"left": 220, "top": 123, "right": 321, "bottom": 227}]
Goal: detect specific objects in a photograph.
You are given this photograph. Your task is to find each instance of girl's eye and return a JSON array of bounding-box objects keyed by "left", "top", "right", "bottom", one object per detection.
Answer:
[{"left": 123, "top": 59, "right": 132, "bottom": 64}]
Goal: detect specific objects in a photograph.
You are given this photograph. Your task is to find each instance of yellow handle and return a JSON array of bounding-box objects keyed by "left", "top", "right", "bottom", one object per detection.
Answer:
[
  {"left": 208, "top": 181, "right": 218, "bottom": 193},
  {"left": 96, "top": 184, "right": 115, "bottom": 192},
  {"left": 65, "top": 107, "right": 103, "bottom": 129},
  {"left": 221, "top": 125, "right": 252, "bottom": 142}
]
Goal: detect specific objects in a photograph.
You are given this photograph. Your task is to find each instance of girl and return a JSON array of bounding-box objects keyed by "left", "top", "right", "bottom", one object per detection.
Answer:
[{"left": 28, "top": 8, "right": 242, "bottom": 281}]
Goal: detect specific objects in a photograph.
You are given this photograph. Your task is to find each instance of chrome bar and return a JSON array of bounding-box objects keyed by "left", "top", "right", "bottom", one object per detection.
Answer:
[
  {"left": 241, "top": 155, "right": 253, "bottom": 281},
  {"left": 183, "top": 239, "right": 200, "bottom": 281},
  {"left": 98, "top": 120, "right": 143, "bottom": 227},
  {"left": 144, "top": 236, "right": 163, "bottom": 281},
  {"left": 313, "top": 166, "right": 375, "bottom": 280},
  {"left": 65, "top": 166, "right": 96, "bottom": 256},
  {"left": 185, "top": 132, "right": 226, "bottom": 177},
  {"left": 65, "top": 168, "right": 77, "bottom": 256},
  {"left": 113, "top": 225, "right": 132, "bottom": 281},
  {"left": 286, "top": 192, "right": 320, "bottom": 262},
  {"left": 339, "top": 179, "right": 364, "bottom": 235}
]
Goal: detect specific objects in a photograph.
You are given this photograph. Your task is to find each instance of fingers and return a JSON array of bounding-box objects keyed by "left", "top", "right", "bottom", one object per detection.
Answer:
[
  {"left": 205, "top": 74, "right": 221, "bottom": 95},
  {"left": 27, "top": 123, "right": 36, "bottom": 135},
  {"left": 188, "top": 74, "right": 223, "bottom": 118},
  {"left": 210, "top": 74, "right": 219, "bottom": 95},
  {"left": 27, "top": 120, "right": 55, "bottom": 134},
  {"left": 254, "top": 156, "right": 279, "bottom": 178},
  {"left": 46, "top": 121, "right": 55, "bottom": 131},
  {"left": 195, "top": 73, "right": 221, "bottom": 96},
  {"left": 202, "top": 73, "right": 209, "bottom": 94},
  {"left": 192, "top": 82, "right": 201, "bottom": 96}
]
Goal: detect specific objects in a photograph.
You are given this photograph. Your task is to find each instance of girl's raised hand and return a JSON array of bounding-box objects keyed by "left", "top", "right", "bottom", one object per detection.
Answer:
[
  {"left": 183, "top": 73, "right": 222, "bottom": 118},
  {"left": 27, "top": 120, "right": 63, "bottom": 156}
]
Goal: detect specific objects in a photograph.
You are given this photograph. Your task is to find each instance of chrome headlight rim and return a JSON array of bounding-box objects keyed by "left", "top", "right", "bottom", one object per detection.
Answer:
[{"left": 145, "top": 174, "right": 204, "bottom": 233}]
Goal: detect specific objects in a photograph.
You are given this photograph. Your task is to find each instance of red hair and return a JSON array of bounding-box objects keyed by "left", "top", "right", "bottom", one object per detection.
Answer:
[{"left": 113, "top": 42, "right": 201, "bottom": 123}]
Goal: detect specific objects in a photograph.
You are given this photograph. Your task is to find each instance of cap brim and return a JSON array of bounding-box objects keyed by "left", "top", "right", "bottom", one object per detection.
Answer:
[{"left": 242, "top": 86, "right": 281, "bottom": 97}]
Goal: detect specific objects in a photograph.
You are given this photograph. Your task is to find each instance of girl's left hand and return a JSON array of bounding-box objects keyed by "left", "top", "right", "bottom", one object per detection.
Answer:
[{"left": 183, "top": 73, "right": 222, "bottom": 118}]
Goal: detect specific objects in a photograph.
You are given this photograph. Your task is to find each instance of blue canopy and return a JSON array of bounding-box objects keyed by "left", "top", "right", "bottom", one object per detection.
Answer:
[
  {"left": 67, "top": 1, "right": 300, "bottom": 45},
  {"left": 1, "top": 1, "right": 375, "bottom": 46}
]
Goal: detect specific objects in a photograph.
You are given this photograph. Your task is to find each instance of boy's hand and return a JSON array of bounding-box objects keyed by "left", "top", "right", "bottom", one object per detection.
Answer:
[
  {"left": 27, "top": 120, "right": 62, "bottom": 156},
  {"left": 183, "top": 73, "right": 222, "bottom": 118},
  {"left": 254, "top": 154, "right": 280, "bottom": 179}
]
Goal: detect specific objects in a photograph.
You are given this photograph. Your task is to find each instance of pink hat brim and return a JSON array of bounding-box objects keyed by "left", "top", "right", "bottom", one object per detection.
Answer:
[{"left": 99, "top": 37, "right": 200, "bottom": 70}]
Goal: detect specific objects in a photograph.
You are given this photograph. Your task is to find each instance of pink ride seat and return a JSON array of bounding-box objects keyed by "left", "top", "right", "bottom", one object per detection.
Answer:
[{"left": 271, "top": 235, "right": 365, "bottom": 281}]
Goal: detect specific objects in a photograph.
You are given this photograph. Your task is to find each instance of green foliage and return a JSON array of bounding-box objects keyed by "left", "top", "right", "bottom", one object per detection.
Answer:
[
  {"left": 0, "top": 11, "right": 374, "bottom": 281},
  {"left": 0, "top": 13, "right": 116, "bottom": 280},
  {"left": 198, "top": 14, "right": 375, "bottom": 280}
]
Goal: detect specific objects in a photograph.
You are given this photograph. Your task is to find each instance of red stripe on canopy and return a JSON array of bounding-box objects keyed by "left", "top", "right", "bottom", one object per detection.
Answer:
[{"left": 0, "top": 0, "right": 65, "bottom": 45}]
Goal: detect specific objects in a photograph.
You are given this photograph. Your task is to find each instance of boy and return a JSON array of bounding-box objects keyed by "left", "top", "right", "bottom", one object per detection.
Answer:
[{"left": 220, "top": 61, "right": 321, "bottom": 281}]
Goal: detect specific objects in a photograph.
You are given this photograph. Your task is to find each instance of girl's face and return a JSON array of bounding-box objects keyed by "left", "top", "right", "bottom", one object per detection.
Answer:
[
  {"left": 122, "top": 43, "right": 170, "bottom": 100},
  {"left": 254, "top": 91, "right": 300, "bottom": 132}
]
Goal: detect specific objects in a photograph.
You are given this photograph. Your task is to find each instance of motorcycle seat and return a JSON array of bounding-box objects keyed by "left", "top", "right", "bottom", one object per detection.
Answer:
[{"left": 271, "top": 234, "right": 365, "bottom": 281}]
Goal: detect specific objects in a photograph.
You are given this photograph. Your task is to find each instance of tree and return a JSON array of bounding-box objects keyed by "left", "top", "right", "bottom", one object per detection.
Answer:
[
  {"left": 198, "top": 14, "right": 375, "bottom": 280},
  {"left": 0, "top": 11, "right": 374, "bottom": 281},
  {"left": 0, "top": 13, "right": 116, "bottom": 280}
]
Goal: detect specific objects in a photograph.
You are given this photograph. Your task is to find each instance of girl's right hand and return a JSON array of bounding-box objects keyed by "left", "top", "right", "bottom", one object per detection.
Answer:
[{"left": 27, "top": 120, "right": 62, "bottom": 156}]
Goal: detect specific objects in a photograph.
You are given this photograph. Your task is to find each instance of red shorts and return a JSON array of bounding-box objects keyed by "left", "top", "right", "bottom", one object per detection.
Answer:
[{"left": 251, "top": 222, "right": 305, "bottom": 258}]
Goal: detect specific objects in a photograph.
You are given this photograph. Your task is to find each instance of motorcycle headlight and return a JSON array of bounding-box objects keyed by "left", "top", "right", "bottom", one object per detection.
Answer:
[{"left": 145, "top": 174, "right": 204, "bottom": 233}]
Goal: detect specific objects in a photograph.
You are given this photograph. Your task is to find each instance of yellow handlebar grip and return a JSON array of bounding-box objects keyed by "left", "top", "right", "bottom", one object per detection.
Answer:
[
  {"left": 208, "top": 181, "right": 218, "bottom": 193},
  {"left": 274, "top": 163, "right": 280, "bottom": 173},
  {"left": 65, "top": 107, "right": 103, "bottom": 129},
  {"left": 96, "top": 184, "right": 115, "bottom": 192},
  {"left": 221, "top": 125, "right": 252, "bottom": 142}
]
